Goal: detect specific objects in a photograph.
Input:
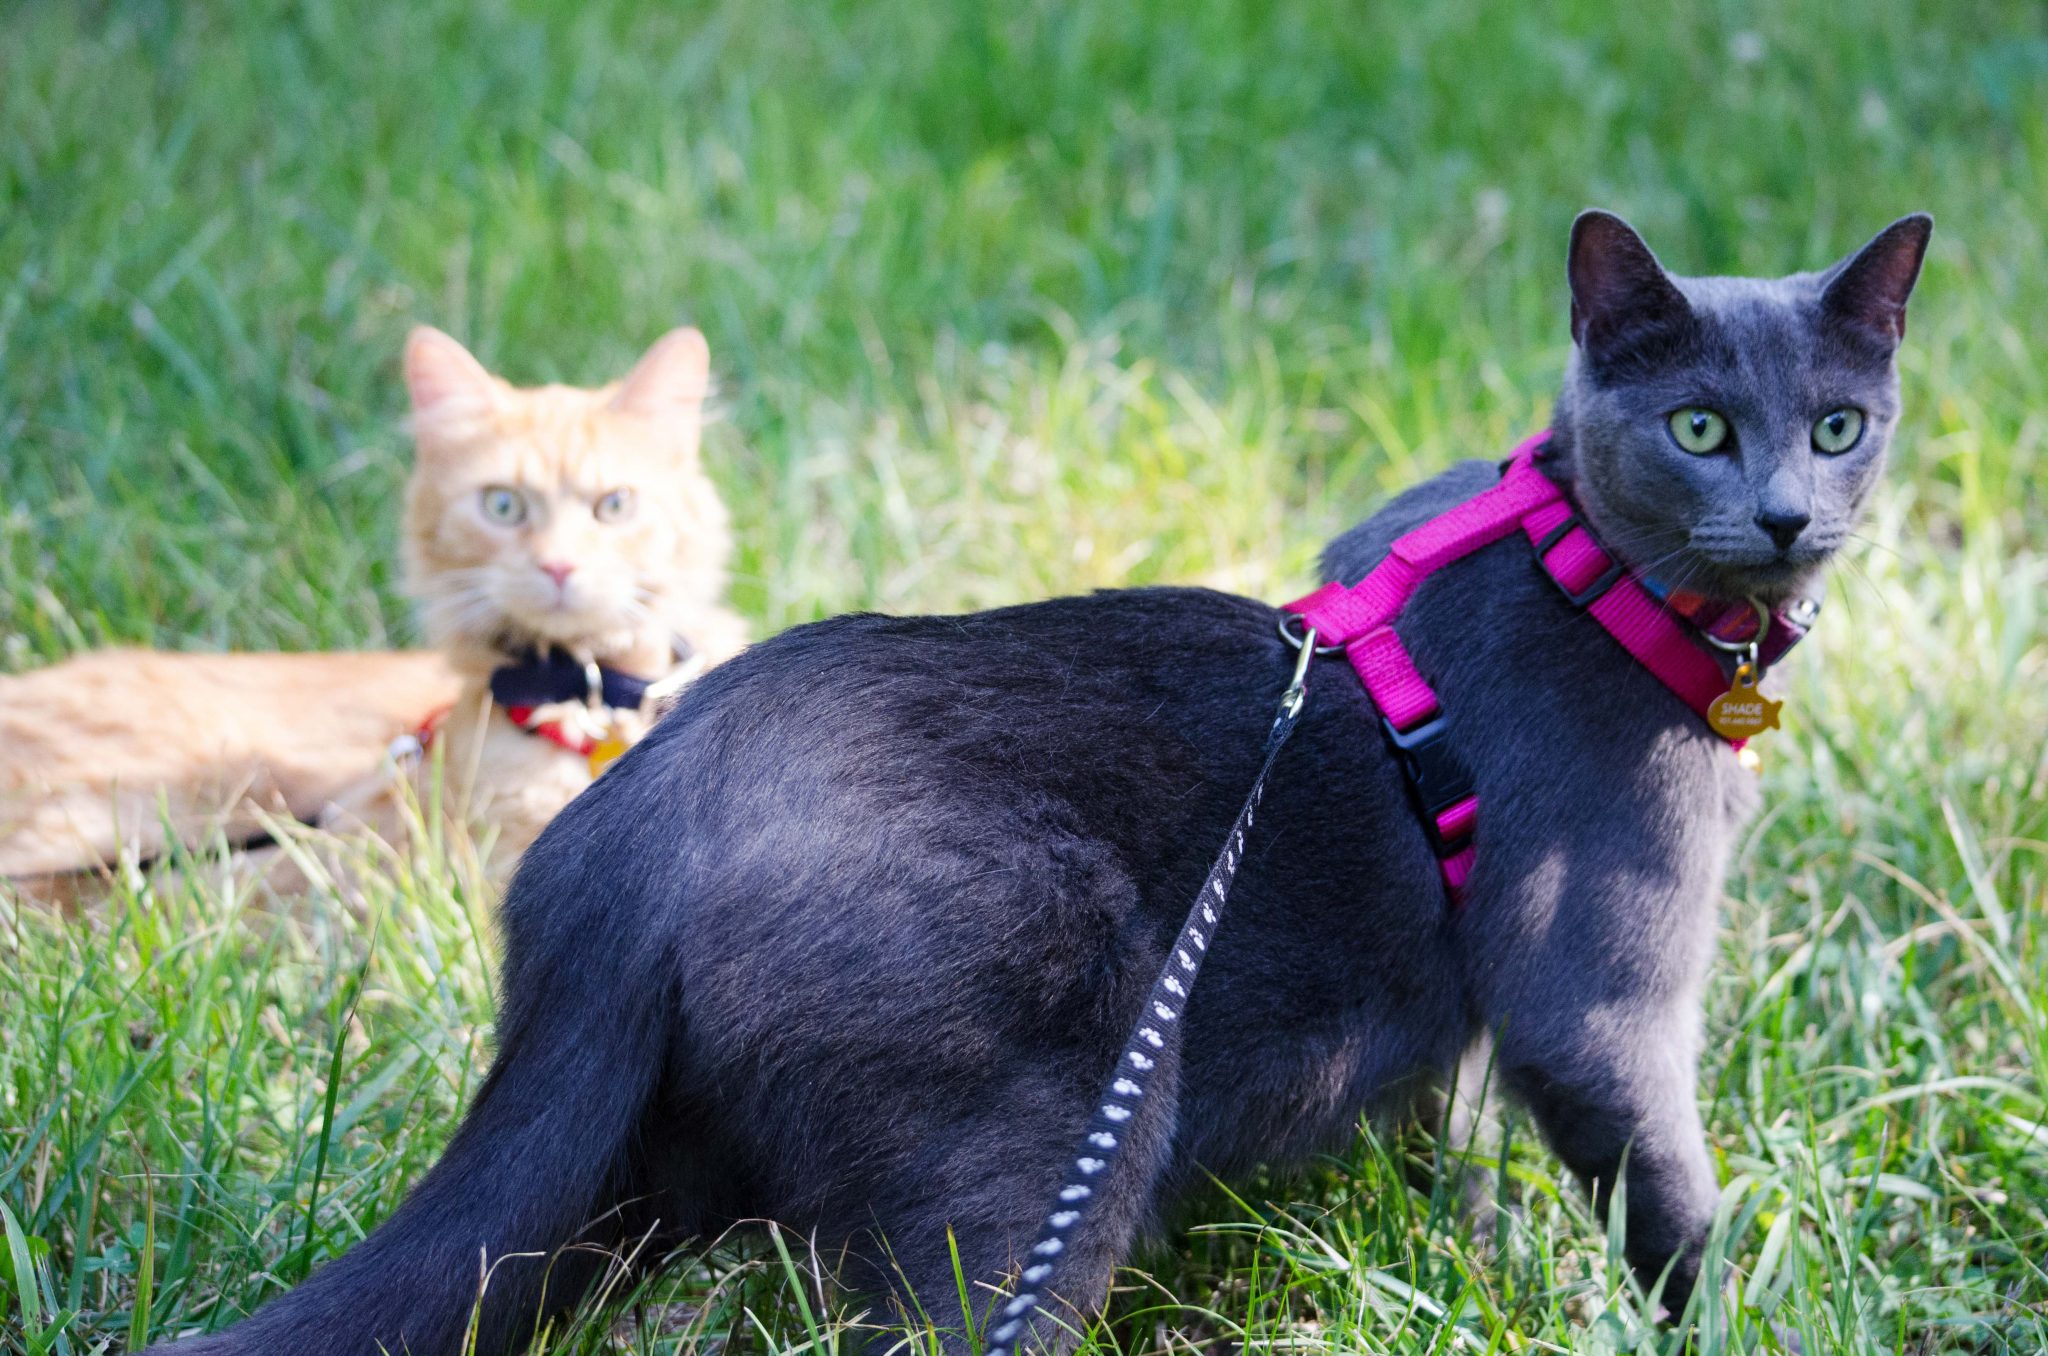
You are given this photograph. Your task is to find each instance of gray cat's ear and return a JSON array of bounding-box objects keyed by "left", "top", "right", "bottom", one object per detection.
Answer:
[
  {"left": 613, "top": 328, "right": 711, "bottom": 421},
  {"left": 1821, "top": 214, "right": 1933, "bottom": 345},
  {"left": 403, "top": 326, "right": 501, "bottom": 427},
  {"left": 1567, "top": 210, "right": 1692, "bottom": 351}
]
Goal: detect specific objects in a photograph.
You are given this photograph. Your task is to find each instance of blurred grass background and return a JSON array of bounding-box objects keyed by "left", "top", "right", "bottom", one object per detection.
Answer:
[{"left": 2, "top": 0, "right": 2045, "bottom": 1352}]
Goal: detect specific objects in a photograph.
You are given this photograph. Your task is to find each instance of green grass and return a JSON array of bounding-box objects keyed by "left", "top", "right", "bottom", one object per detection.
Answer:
[{"left": 3, "top": 0, "right": 2046, "bottom": 1351}]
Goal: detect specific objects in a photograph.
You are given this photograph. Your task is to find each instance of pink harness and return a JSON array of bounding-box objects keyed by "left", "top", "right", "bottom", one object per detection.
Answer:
[
  {"left": 1284, "top": 431, "right": 1812, "bottom": 900},
  {"left": 983, "top": 433, "right": 1817, "bottom": 1355}
]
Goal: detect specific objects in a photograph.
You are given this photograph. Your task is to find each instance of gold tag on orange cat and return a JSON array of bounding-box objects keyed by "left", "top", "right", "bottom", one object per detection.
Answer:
[
  {"left": 1707, "top": 661, "right": 1782, "bottom": 740},
  {"left": 588, "top": 726, "right": 629, "bottom": 777}
]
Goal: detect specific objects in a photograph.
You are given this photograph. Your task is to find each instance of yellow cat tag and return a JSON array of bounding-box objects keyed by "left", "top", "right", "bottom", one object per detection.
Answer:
[
  {"left": 588, "top": 727, "right": 630, "bottom": 777},
  {"left": 1707, "top": 661, "right": 1783, "bottom": 741}
]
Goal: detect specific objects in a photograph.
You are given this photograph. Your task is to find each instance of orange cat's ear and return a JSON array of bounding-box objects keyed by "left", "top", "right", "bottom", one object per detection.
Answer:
[
  {"left": 612, "top": 328, "right": 711, "bottom": 421},
  {"left": 404, "top": 326, "right": 501, "bottom": 428}
]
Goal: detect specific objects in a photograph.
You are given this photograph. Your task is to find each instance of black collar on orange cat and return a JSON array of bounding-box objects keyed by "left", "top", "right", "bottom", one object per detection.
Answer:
[
  {"left": 488, "top": 647, "right": 669, "bottom": 713},
  {"left": 402, "top": 640, "right": 702, "bottom": 770}
]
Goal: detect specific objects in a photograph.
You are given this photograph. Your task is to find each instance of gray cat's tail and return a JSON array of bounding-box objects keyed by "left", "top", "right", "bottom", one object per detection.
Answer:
[{"left": 138, "top": 935, "right": 670, "bottom": 1356}]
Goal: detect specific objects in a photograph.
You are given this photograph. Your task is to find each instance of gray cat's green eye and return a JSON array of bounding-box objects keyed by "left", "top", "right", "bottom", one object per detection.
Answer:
[
  {"left": 1812, "top": 407, "right": 1864, "bottom": 454},
  {"left": 480, "top": 486, "right": 527, "bottom": 525},
  {"left": 1667, "top": 408, "right": 1730, "bottom": 455},
  {"left": 594, "top": 488, "right": 637, "bottom": 523}
]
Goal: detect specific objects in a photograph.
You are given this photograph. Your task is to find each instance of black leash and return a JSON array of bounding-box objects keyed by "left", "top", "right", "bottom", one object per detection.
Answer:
[{"left": 981, "top": 626, "right": 1319, "bottom": 1356}]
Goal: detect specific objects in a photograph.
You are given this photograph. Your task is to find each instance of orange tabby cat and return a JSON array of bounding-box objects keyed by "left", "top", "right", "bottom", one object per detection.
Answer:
[
  {"left": 353, "top": 323, "right": 747, "bottom": 870},
  {"left": 0, "top": 327, "right": 746, "bottom": 895}
]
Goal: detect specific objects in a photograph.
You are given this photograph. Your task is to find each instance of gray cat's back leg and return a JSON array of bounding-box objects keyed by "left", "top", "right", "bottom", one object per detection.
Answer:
[
  {"left": 837, "top": 1051, "right": 1181, "bottom": 1356},
  {"left": 663, "top": 750, "right": 1184, "bottom": 1355}
]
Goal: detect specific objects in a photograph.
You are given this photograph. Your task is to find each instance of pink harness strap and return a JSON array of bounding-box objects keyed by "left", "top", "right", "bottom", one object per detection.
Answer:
[
  {"left": 1520, "top": 501, "right": 1735, "bottom": 715},
  {"left": 1287, "top": 432, "right": 1800, "bottom": 902}
]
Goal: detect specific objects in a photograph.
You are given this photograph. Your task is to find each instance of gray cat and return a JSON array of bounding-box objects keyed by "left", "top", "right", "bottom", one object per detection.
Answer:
[{"left": 141, "top": 210, "right": 1930, "bottom": 1356}]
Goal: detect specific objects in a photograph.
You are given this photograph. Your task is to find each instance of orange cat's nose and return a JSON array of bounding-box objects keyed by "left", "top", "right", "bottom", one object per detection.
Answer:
[{"left": 538, "top": 561, "right": 576, "bottom": 588}]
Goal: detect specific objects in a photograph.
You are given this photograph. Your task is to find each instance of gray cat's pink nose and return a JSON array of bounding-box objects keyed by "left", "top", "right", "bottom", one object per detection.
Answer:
[{"left": 1754, "top": 509, "right": 1809, "bottom": 552}]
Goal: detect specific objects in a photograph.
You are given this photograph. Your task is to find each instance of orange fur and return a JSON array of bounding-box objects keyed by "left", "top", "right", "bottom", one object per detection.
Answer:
[
  {"left": 1, "top": 327, "right": 746, "bottom": 894},
  {"left": 0, "top": 649, "right": 459, "bottom": 879},
  {"left": 365, "top": 325, "right": 746, "bottom": 871}
]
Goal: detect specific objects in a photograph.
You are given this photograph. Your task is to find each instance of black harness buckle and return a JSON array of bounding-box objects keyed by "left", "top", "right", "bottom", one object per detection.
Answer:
[
  {"left": 1533, "top": 515, "right": 1624, "bottom": 607},
  {"left": 1380, "top": 712, "right": 1475, "bottom": 857}
]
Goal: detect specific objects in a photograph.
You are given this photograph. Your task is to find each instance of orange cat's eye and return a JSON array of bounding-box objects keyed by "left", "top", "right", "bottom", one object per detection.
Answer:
[
  {"left": 479, "top": 486, "right": 527, "bottom": 526},
  {"left": 594, "top": 488, "right": 637, "bottom": 523}
]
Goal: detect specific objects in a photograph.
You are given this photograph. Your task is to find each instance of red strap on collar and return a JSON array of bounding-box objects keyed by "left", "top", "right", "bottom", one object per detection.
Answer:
[
  {"left": 1645, "top": 580, "right": 1812, "bottom": 666},
  {"left": 406, "top": 703, "right": 600, "bottom": 758},
  {"left": 1285, "top": 432, "right": 1808, "bottom": 902},
  {"left": 410, "top": 706, "right": 452, "bottom": 749},
  {"left": 503, "top": 704, "right": 601, "bottom": 757}
]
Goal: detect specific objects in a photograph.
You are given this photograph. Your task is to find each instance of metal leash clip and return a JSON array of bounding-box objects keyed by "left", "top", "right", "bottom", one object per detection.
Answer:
[
  {"left": 1279, "top": 622, "right": 1318, "bottom": 719},
  {"left": 1277, "top": 612, "right": 1343, "bottom": 656}
]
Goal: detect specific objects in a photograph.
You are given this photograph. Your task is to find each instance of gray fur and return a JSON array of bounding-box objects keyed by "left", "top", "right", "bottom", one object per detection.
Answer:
[
  {"left": 1554, "top": 210, "right": 1931, "bottom": 607},
  {"left": 139, "top": 212, "right": 1929, "bottom": 1356}
]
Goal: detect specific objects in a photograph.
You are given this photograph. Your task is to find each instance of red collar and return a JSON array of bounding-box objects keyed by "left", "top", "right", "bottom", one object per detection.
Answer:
[
  {"left": 1285, "top": 432, "right": 1814, "bottom": 900},
  {"left": 408, "top": 701, "right": 622, "bottom": 778},
  {"left": 1639, "top": 575, "right": 1818, "bottom": 667},
  {"left": 502, "top": 704, "right": 603, "bottom": 757}
]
